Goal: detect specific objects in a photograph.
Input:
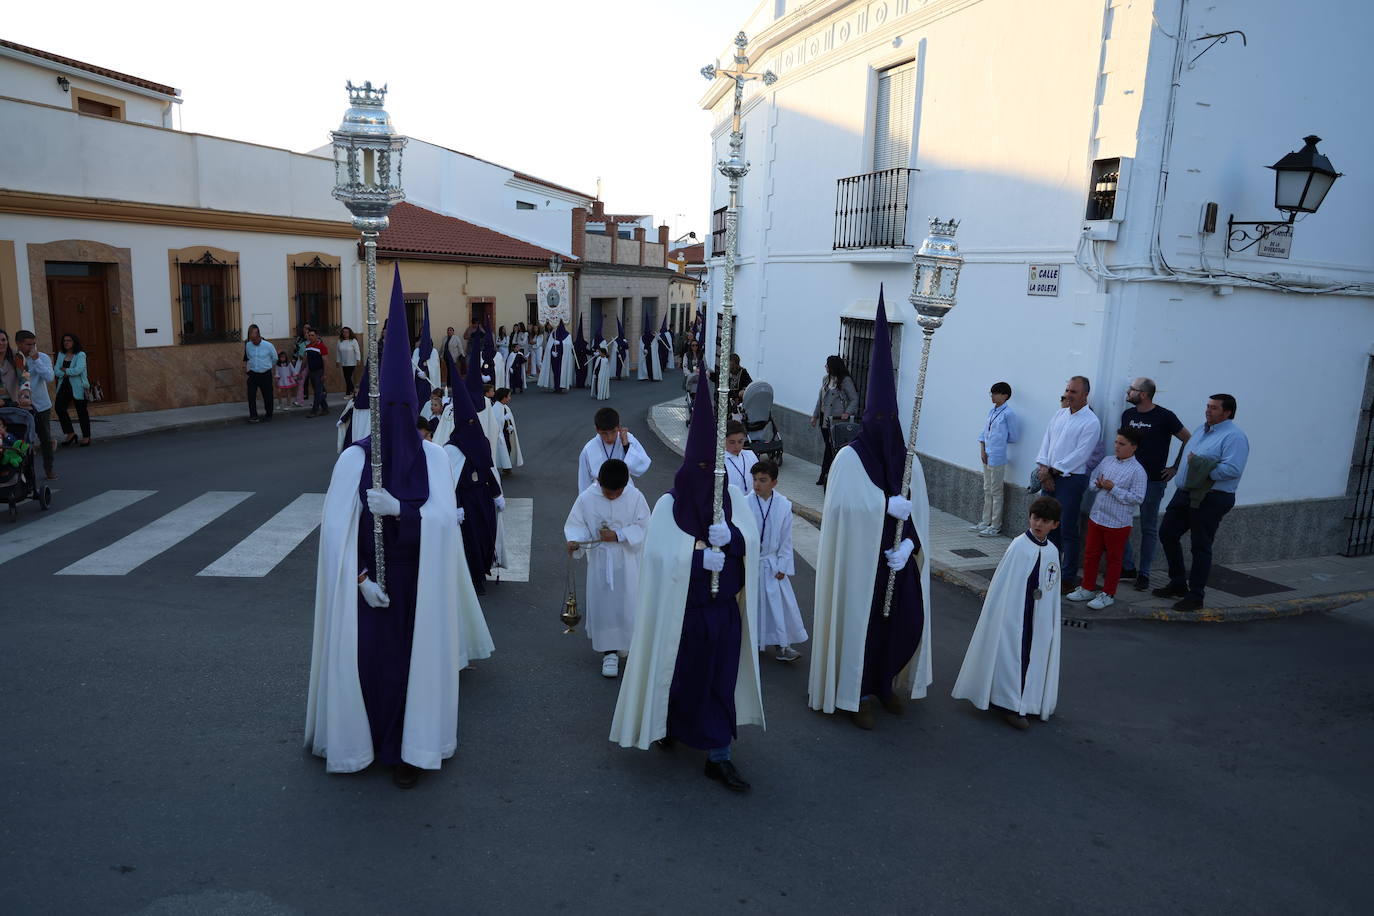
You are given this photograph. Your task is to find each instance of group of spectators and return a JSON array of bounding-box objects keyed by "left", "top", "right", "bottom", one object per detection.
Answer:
[
  {"left": 244, "top": 324, "right": 362, "bottom": 423},
  {"left": 976, "top": 374, "right": 1249, "bottom": 612},
  {"left": 0, "top": 327, "right": 96, "bottom": 482}
]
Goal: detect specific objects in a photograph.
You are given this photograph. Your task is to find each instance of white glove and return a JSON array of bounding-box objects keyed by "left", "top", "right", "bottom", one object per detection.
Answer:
[
  {"left": 358, "top": 578, "right": 390, "bottom": 608},
  {"left": 707, "top": 522, "right": 731, "bottom": 548},
  {"left": 702, "top": 548, "right": 726, "bottom": 572},
  {"left": 886, "top": 495, "right": 912, "bottom": 521},
  {"left": 455, "top": 507, "right": 466, "bottom": 524},
  {"left": 366, "top": 488, "right": 401, "bottom": 518},
  {"left": 494, "top": 495, "right": 506, "bottom": 512},
  {"left": 885, "top": 538, "right": 916, "bottom": 571}
]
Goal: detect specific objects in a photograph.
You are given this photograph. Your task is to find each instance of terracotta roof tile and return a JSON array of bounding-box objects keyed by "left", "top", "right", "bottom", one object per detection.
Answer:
[
  {"left": 376, "top": 202, "right": 572, "bottom": 264},
  {"left": 1, "top": 38, "right": 178, "bottom": 97}
]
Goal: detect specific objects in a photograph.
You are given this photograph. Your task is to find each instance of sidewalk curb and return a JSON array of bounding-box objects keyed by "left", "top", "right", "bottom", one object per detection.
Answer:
[
  {"left": 647, "top": 399, "right": 1365, "bottom": 626},
  {"left": 52, "top": 402, "right": 343, "bottom": 445}
]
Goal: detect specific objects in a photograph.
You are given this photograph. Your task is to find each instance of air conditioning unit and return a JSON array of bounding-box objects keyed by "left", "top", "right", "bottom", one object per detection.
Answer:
[{"left": 1083, "top": 157, "right": 1131, "bottom": 241}]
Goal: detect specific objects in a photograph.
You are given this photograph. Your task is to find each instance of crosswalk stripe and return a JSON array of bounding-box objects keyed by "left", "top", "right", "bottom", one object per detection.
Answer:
[
  {"left": 0, "top": 490, "right": 156, "bottom": 567},
  {"left": 57, "top": 491, "right": 254, "bottom": 576},
  {"left": 196, "top": 493, "right": 327, "bottom": 578},
  {"left": 792, "top": 514, "right": 820, "bottom": 570},
  {"left": 494, "top": 497, "right": 533, "bottom": 583}
]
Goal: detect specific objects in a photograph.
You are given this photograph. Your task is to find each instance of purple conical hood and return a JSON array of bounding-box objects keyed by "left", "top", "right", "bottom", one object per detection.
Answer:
[
  {"left": 849, "top": 285, "right": 906, "bottom": 495},
  {"left": 574, "top": 320, "right": 587, "bottom": 347},
  {"left": 671, "top": 366, "right": 732, "bottom": 539},
  {"left": 442, "top": 344, "right": 460, "bottom": 398},
  {"left": 616, "top": 318, "right": 625, "bottom": 341},
  {"left": 482, "top": 314, "right": 496, "bottom": 360},
  {"left": 353, "top": 362, "right": 369, "bottom": 409},
  {"left": 555, "top": 319, "right": 569, "bottom": 341},
  {"left": 445, "top": 350, "right": 493, "bottom": 468},
  {"left": 417, "top": 300, "right": 433, "bottom": 361},
  {"left": 359, "top": 265, "right": 428, "bottom": 502},
  {"left": 659, "top": 314, "right": 669, "bottom": 334}
]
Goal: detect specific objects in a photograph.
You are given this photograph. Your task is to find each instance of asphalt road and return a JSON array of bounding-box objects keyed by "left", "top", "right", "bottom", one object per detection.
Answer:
[{"left": 2, "top": 378, "right": 1370, "bottom": 914}]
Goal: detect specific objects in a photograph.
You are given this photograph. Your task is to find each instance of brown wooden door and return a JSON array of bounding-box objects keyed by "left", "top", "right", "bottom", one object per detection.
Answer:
[{"left": 47, "top": 274, "right": 114, "bottom": 398}]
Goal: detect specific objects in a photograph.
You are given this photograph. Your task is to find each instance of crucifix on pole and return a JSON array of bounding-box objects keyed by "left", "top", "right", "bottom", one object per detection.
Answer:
[{"left": 700, "top": 32, "right": 776, "bottom": 595}]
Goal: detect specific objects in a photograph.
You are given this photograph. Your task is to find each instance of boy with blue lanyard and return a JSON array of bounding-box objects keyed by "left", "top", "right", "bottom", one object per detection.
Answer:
[{"left": 974, "top": 381, "right": 1020, "bottom": 536}]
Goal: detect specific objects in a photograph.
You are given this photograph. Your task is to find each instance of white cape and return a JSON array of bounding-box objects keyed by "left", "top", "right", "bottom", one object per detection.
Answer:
[
  {"left": 808, "top": 446, "right": 933, "bottom": 713},
  {"left": 491, "top": 351, "right": 509, "bottom": 390},
  {"left": 422, "top": 400, "right": 454, "bottom": 448},
  {"left": 495, "top": 402, "right": 524, "bottom": 469},
  {"left": 304, "top": 440, "right": 464, "bottom": 772},
  {"left": 610, "top": 487, "right": 765, "bottom": 749},
  {"left": 412, "top": 348, "right": 441, "bottom": 394},
  {"left": 443, "top": 441, "right": 509, "bottom": 630},
  {"left": 637, "top": 340, "right": 662, "bottom": 381},
  {"left": 590, "top": 355, "right": 611, "bottom": 400},
  {"left": 951, "top": 533, "right": 1061, "bottom": 719},
  {"left": 661, "top": 332, "right": 675, "bottom": 369},
  {"left": 749, "top": 492, "right": 808, "bottom": 650}
]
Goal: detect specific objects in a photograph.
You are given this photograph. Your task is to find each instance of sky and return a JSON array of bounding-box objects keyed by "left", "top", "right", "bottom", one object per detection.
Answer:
[{"left": 5, "top": 0, "right": 761, "bottom": 239}]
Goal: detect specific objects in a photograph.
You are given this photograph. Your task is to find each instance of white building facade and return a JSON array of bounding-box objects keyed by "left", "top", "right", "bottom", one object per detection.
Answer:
[{"left": 701, "top": 0, "right": 1374, "bottom": 562}]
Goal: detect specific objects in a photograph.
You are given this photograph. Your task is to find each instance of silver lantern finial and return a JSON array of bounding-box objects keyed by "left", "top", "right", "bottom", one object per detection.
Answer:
[
  {"left": 331, "top": 80, "right": 407, "bottom": 591},
  {"left": 879, "top": 217, "right": 965, "bottom": 619}
]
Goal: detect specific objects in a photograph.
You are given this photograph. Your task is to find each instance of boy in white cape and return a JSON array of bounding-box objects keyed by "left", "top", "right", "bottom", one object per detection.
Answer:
[
  {"left": 564, "top": 459, "right": 652, "bottom": 678},
  {"left": 749, "top": 459, "right": 807, "bottom": 662},
  {"left": 951, "top": 495, "right": 1063, "bottom": 730}
]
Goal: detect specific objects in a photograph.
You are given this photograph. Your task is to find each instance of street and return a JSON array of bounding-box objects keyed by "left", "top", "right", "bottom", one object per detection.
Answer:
[{"left": 2, "top": 379, "right": 1370, "bottom": 915}]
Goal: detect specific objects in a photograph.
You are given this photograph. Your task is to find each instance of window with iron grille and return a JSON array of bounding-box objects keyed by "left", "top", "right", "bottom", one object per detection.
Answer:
[
  {"left": 837, "top": 316, "right": 901, "bottom": 414},
  {"left": 294, "top": 257, "right": 340, "bottom": 335},
  {"left": 709, "top": 207, "right": 727, "bottom": 257},
  {"left": 526, "top": 294, "right": 539, "bottom": 327},
  {"left": 403, "top": 294, "right": 427, "bottom": 344},
  {"left": 176, "top": 251, "right": 240, "bottom": 344}
]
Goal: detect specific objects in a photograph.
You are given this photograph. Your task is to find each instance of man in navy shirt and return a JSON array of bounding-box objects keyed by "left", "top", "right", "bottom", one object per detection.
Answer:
[{"left": 1120, "top": 377, "right": 1190, "bottom": 589}]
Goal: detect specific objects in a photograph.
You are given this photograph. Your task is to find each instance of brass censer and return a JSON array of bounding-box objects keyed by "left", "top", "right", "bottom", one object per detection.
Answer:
[{"left": 562, "top": 541, "right": 599, "bottom": 634}]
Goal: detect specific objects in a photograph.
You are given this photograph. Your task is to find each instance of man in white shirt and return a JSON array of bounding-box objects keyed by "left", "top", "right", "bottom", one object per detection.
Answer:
[
  {"left": 1034, "top": 375, "right": 1101, "bottom": 593},
  {"left": 577, "top": 407, "right": 652, "bottom": 493}
]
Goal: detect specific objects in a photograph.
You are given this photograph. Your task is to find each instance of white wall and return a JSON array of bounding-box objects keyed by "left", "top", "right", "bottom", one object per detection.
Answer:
[
  {"left": 0, "top": 97, "right": 340, "bottom": 221},
  {"left": 705, "top": 0, "right": 1374, "bottom": 512},
  {"left": 0, "top": 54, "right": 173, "bottom": 126},
  {"left": 3, "top": 213, "right": 359, "bottom": 348}
]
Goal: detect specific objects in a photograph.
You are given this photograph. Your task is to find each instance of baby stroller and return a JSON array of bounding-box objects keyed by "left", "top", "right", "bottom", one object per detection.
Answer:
[
  {"left": 0, "top": 407, "right": 53, "bottom": 522},
  {"left": 739, "top": 380, "right": 784, "bottom": 467},
  {"left": 682, "top": 372, "right": 696, "bottom": 425}
]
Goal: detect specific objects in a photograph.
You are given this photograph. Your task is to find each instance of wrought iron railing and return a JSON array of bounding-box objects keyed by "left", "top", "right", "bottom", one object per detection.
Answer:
[{"left": 833, "top": 167, "right": 917, "bottom": 250}]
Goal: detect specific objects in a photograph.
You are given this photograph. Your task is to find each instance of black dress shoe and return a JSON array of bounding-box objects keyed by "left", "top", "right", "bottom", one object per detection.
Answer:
[
  {"left": 1133, "top": 576, "right": 1151, "bottom": 591},
  {"left": 704, "top": 760, "right": 751, "bottom": 792},
  {"left": 1172, "top": 596, "right": 1205, "bottom": 612},
  {"left": 851, "top": 698, "right": 876, "bottom": 730},
  {"left": 247, "top": 417, "right": 260, "bottom": 424},
  {"left": 653, "top": 736, "right": 675, "bottom": 752},
  {"left": 1152, "top": 585, "right": 1188, "bottom": 599},
  {"left": 880, "top": 693, "right": 904, "bottom": 715},
  {"left": 392, "top": 763, "right": 420, "bottom": 789}
]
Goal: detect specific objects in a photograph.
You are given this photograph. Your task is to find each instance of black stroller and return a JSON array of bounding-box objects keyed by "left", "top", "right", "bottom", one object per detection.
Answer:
[
  {"left": 739, "top": 380, "right": 784, "bottom": 466},
  {"left": 0, "top": 407, "right": 53, "bottom": 522}
]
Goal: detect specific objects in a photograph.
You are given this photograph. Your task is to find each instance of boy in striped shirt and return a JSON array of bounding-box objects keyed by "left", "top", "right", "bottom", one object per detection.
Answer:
[{"left": 1067, "top": 427, "right": 1147, "bottom": 610}]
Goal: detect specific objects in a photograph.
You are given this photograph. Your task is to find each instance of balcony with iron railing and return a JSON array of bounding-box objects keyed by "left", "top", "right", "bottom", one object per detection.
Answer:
[{"left": 833, "top": 167, "right": 917, "bottom": 250}]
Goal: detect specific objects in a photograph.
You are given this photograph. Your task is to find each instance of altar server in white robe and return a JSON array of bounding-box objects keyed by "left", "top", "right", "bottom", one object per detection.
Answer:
[
  {"left": 749, "top": 458, "right": 807, "bottom": 661},
  {"left": 722, "top": 420, "right": 760, "bottom": 495},
  {"left": 590, "top": 346, "right": 612, "bottom": 400},
  {"left": 610, "top": 368, "right": 763, "bottom": 793},
  {"left": 578, "top": 406, "right": 652, "bottom": 493},
  {"left": 420, "top": 389, "right": 454, "bottom": 447},
  {"left": 952, "top": 495, "right": 1063, "bottom": 729},
  {"left": 565, "top": 458, "right": 652, "bottom": 678},
  {"left": 808, "top": 289, "right": 933, "bottom": 730},
  {"left": 493, "top": 388, "right": 524, "bottom": 471},
  {"left": 305, "top": 266, "right": 470, "bottom": 790}
]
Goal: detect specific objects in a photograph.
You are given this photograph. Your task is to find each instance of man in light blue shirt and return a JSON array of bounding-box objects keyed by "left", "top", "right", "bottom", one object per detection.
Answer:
[
  {"left": 15, "top": 330, "right": 56, "bottom": 480},
  {"left": 1154, "top": 393, "right": 1250, "bottom": 610},
  {"left": 243, "top": 324, "right": 278, "bottom": 423},
  {"left": 973, "top": 381, "right": 1020, "bottom": 535}
]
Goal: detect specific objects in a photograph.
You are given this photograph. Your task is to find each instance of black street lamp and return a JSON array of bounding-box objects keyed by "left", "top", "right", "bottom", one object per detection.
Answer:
[{"left": 1228, "top": 136, "right": 1342, "bottom": 254}]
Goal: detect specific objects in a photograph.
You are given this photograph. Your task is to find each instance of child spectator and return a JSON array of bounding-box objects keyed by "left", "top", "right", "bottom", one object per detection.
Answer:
[
  {"left": 1067, "top": 427, "right": 1147, "bottom": 610},
  {"left": 973, "top": 381, "right": 1020, "bottom": 536},
  {"left": 750, "top": 460, "right": 807, "bottom": 662},
  {"left": 951, "top": 496, "right": 1063, "bottom": 730},
  {"left": 275, "top": 352, "right": 296, "bottom": 411}
]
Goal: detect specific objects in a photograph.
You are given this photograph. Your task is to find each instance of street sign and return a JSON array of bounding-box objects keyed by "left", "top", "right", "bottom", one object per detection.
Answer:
[
  {"left": 1257, "top": 224, "right": 1293, "bottom": 259},
  {"left": 1027, "top": 264, "right": 1060, "bottom": 297}
]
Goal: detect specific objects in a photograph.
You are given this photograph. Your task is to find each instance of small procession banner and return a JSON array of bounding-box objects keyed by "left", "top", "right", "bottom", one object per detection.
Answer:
[{"left": 537, "top": 273, "right": 571, "bottom": 326}]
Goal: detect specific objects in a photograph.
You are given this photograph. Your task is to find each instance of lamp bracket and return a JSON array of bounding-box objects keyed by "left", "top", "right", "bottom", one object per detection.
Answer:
[
  {"left": 1189, "top": 30, "right": 1247, "bottom": 68},
  {"left": 1226, "top": 212, "right": 1294, "bottom": 254}
]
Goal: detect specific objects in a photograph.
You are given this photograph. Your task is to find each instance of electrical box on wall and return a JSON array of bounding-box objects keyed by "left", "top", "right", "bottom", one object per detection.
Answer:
[{"left": 1084, "top": 156, "right": 1132, "bottom": 240}]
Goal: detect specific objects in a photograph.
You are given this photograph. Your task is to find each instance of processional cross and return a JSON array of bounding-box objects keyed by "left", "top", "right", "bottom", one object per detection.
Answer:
[{"left": 699, "top": 33, "right": 776, "bottom": 594}]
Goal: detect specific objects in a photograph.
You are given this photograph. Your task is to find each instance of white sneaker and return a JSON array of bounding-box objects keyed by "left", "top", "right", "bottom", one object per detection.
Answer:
[
  {"left": 1065, "top": 586, "right": 1098, "bottom": 602},
  {"left": 775, "top": 646, "right": 802, "bottom": 662},
  {"left": 1087, "top": 593, "right": 1116, "bottom": 610},
  {"left": 978, "top": 526, "right": 1001, "bottom": 537},
  {"left": 601, "top": 653, "right": 619, "bottom": 678},
  {"left": 967, "top": 522, "right": 985, "bottom": 532}
]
